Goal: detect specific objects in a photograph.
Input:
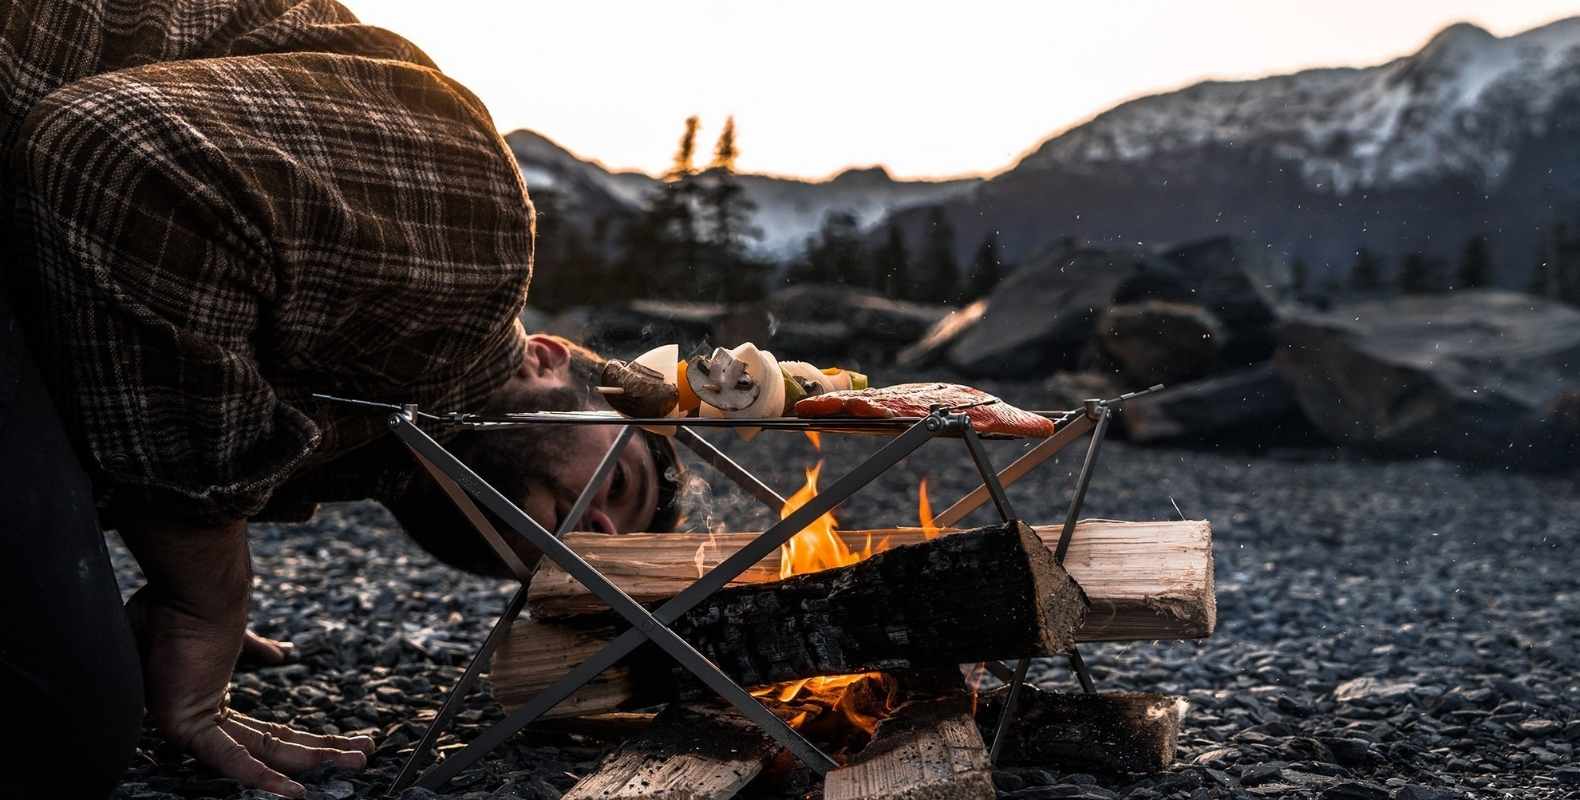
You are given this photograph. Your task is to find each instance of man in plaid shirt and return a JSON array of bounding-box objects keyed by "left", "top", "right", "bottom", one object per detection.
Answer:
[{"left": 0, "top": 1, "right": 680, "bottom": 796}]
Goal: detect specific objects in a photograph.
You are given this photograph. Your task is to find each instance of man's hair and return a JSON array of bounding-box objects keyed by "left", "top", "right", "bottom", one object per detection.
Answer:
[{"left": 387, "top": 335, "right": 684, "bottom": 576}]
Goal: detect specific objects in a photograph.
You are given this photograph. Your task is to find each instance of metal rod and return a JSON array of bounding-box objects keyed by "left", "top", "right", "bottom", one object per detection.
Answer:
[
  {"left": 1053, "top": 408, "right": 1112, "bottom": 565},
  {"left": 935, "top": 415, "right": 1094, "bottom": 528},
  {"left": 563, "top": 425, "right": 636, "bottom": 533},
  {"left": 1068, "top": 648, "right": 1096, "bottom": 694},
  {"left": 409, "top": 416, "right": 938, "bottom": 788},
  {"left": 959, "top": 425, "right": 1017, "bottom": 523},
  {"left": 1053, "top": 407, "right": 1113, "bottom": 697},
  {"left": 387, "top": 587, "right": 529, "bottom": 793},
  {"left": 411, "top": 458, "right": 536, "bottom": 582},
  {"left": 674, "top": 426, "right": 787, "bottom": 513},
  {"left": 988, "top": 656, "right": 1031, "bottom": 764},
  {"left": 389, "top": 428, "right": 634, "bottom": 792},
  {"left": 982, "top": 661, "right": 1016, "bottom": 682},
  {"left": 390, "top": 419, "right": 838, "bottom": 777}
]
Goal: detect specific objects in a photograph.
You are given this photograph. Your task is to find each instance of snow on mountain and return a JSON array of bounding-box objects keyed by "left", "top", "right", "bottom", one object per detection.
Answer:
[
  {"left": 1016, "top": 18, "right": 1580, "bottom": 193},
  {"left": 504, "top": 130, "right": 979, "bottom": 255}
]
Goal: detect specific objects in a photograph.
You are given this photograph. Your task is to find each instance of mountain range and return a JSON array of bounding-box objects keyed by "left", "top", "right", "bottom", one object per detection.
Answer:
[{"left": 508, "top": 17, "right": 1580, "bottom": 286}]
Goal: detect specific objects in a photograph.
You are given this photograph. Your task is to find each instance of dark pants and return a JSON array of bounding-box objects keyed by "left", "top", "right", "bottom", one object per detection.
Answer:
[{"left": 0, "top": 289, "right": 145, "bottom": 797}]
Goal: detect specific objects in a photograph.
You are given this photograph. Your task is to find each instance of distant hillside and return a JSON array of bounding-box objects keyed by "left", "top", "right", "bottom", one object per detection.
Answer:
[
  {"left": 504, "top": 130, "right": 979, "bottom": 256},
  {"left": 881, "top": 17, "right": 1580, "bottom": 288}
]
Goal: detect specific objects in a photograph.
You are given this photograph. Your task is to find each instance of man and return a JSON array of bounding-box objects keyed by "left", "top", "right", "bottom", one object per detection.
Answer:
[{"left": 0, "top": 1, "right": 679, "bottom": 797}]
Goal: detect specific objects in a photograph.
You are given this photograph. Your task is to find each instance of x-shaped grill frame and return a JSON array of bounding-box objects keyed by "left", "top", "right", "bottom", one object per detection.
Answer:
[{"left": 351, "top": 391, "right": 1143, "bottom": 794}]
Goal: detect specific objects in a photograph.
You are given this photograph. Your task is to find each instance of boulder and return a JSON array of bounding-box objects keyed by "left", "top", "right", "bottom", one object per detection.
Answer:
[
  {"left": 946, "top": 247, "right": 1190, "bottom": 379},
  {"left": 543, "top": 300, "right": 722, "bottom": 358},
  {"left": 1160, "top": 237, "right": 1288, "bottom": 365},
  {"left": 1275, "top": 290, "right": 1580, "bottom": 468},
  {"left": 721, "top": 284, "right": 948, "bottom": 364},
  {"left": 1121, "top": 365, "right": 1316, "bottom": 445},
  {"left": 1040, "top": 371, "right": 1124, "bottom": 414},
  {"left": 897, "top": 298, "right": 988, "bottom": 369},
  {"left": 1097, "top": 301, "right": 1223, "bottom": 386},
  {"left": 767, "top": 284, "right": 946, "bottom": 346}
]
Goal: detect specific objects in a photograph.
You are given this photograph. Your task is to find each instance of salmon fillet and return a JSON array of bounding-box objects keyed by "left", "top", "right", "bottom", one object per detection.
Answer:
[{"left": 794, "top": 383, "right": 1056, "bottom": 437}]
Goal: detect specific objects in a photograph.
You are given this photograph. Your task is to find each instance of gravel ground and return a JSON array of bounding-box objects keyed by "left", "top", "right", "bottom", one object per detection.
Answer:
[{"left": 108, "top": 388, "right": 1580, "bottom": 800}]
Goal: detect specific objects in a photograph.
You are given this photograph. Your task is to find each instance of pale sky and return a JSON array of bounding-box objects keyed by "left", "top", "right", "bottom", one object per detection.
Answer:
[{"left": 340, "top": 1, "right": 1578, "bottom": 180}]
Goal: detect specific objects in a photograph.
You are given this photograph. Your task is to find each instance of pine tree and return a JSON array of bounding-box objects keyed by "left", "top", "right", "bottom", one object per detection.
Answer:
[
  {"left": 789, "top": 210, "right": 865, "bottom": 287},
  {"left": 1529, "top": 243, "right": 1554, "bottom": 297},
  {"left": 617, "top": 116, "right": 705, "bottom": 299},
  {"left": 1556, "top": 223, "right": 1580, "bottom": 307},
  {"left": 873, "top": 224, "right": 910, "bottom": 298},
  {"left": 1349, "top": 247, "right": 1383, "bottom": 294},
  {"left": 1398, "top": 252, "right": 1439, "bottom": 295},
  {"left": 1456, "top": 234, "right": 1493, "bottom": 290},
  {"left": 965, "top": 233, "right": 1005, "bottom": 300},
  {"left": 700, "top": 117, "right": 762, "bottom": 301},
  {"left": 918, "top": 207, "right": 959, "bottom": 303},
  {"left": 1290, "top": 257, "right": 1310, "bottom": 297},
  {"left": 668, "top": 116, "right": 700, "bottom": 180}
]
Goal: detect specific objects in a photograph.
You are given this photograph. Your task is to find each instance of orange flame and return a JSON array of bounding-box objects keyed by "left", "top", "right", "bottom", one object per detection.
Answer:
[
  {"left": 755, "top": 460, "right": 907, "bottom": 744},
  {"left": 918, "top": 478, "right": 940, "bottom": 540},
  {"left": 777, "top": 461, "right": 859, "bottom": 580},
  {"left": 804, "top": 430, "right": 822, "bottom": 450}
]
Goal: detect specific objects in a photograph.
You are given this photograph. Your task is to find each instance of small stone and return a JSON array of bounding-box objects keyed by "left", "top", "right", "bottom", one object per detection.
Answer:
[
  {"left": 1192, "top": 747, "right": 1240, "bottom": 767},
  {"left": 1240, "top": 764, "right": 1283, "bottom": 786},
  {"left": 994, "top": 770, "right": 1028, "bottom": 792},
  {"left": 1333, "top": 678, "right": 1419, "bottom": 705},
  {"left": 1391, "top": 786, "right": 1462, "bottom": 800},
  {"left": 1319, "top": 782, "right": 1388, "bottom": 800},
  {"left": 1517, "top": 719, "right": 1561, "bottom": 737}
]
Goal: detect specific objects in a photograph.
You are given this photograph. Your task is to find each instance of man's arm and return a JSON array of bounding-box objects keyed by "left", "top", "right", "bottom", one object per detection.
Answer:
[{"left": 120, "top": 519, "right": 371, "bottom": 798}]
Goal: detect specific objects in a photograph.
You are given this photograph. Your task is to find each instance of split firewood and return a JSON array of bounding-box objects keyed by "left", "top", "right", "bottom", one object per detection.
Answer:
[
  {"left": 974, "top": 685, "right": 1186, "bottom": 774},
  {"left": 824, "top": 692, "right": 994, "bottom": 800},
  {"left": 490, "top": 522, "right": 1087, "bottom": 714},
  {"left": 528, "top": 520, "right": 1216, "bottom": 642},
  {"left": 562, "top": 704, "right": 778, "bottom": 800}
]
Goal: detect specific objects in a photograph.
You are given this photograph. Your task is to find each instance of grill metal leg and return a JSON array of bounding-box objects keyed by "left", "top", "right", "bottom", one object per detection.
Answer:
[
  {"left": 398, "top": 415, "right": 939, "bottom": 789},
  {"left": 389, "top": 427, "right": 635, "bottom": 793},
  {"left": 988, "top": 656, "right": 1032, "bottom": 763},
  {"left": 673, "top": 426, "right": 787, "bottom": 512}
]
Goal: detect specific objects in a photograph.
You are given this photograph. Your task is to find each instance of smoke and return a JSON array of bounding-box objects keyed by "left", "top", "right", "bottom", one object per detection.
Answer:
[{"left": 674, "top": 457, "right": 774, "bottom": 536}]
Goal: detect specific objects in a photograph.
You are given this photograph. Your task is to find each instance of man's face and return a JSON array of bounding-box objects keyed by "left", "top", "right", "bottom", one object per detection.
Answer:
[{"left": 516, "top": 422, "right": 659, "bottom": 535}]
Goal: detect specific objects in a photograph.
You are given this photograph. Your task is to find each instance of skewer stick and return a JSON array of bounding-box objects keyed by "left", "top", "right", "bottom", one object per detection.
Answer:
[{"left": 595, "top": 386, "right": 626, "bottom": 395}]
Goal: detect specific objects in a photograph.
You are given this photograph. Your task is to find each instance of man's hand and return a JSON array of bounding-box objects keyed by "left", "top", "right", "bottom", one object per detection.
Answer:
[
  {"left": 121, "top": 519, "right": 372, "bottom": 798},
  {"left": 240, "top": 629, "right": 297, "bottom": 667}
]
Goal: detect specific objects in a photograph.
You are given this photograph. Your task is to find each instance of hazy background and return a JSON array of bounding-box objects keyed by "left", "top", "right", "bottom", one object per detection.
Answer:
[{"left": 339, "top": 0, "right": 1576, "bottom": 179}]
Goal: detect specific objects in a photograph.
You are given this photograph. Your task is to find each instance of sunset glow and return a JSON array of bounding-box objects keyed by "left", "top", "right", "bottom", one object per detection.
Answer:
[{"left": 341, "top": 1, "right": 1573, "bottom": 180}]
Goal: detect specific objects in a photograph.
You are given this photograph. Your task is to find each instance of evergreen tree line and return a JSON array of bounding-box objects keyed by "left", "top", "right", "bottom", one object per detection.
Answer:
[
  {"left": 786, "top": 207, "right": 1007, "bottom": 304},
  {"left": 529, "top": 116, "right": 770, "bottom": 307},
  {"left": 527, "top": 118, "right": 1008, "bottom": 309},
  {"left": 1287, "top": 228, "right": 1580, "bottom": 307}
]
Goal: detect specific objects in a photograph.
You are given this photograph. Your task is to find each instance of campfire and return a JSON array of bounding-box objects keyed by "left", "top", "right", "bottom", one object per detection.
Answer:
[
  {"left": 745, "top": 450, "right": 947, "bottom": 757},
  {"left": 488, "top": 438, "right": 1217, "bottom": 800},
  {"left": 362, "top": 374, "right": 1212, "bottom": 799}
]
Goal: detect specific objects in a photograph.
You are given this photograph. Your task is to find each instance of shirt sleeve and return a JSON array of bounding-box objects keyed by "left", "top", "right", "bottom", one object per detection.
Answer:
[
  {"left": 11, "top": 73, "right": 321, "bottom": 524},
  {"left": 9, "top": 47, "right": 533, "bottom": 525}
]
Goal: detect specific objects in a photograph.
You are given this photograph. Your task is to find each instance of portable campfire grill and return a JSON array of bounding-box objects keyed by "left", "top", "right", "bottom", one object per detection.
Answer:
[{"left": 313, "top": 384, "right": 1164, "bottom": 794}]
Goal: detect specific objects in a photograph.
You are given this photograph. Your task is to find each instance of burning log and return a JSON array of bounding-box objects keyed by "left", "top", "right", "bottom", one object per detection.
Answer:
[
  {"left": 975, "top": 685, "right": 1186, "bottom": 774},
  {"left": 527, "top": 520, "right": 1216, "bottom": 641},
  {"left": 490, "top": 522, "right": 1087, "bottom": 714},
  {"left": 824, "top": 693, "right": 994, "bottom": 800},
  {"left": 562, "top": 704, "right": 778, "bottom": 800}
]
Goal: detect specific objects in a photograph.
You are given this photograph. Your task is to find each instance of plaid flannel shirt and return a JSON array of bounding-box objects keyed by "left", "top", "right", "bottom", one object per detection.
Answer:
[{"left": 2, "top": 0, "right": 533, "bottom": 524}]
